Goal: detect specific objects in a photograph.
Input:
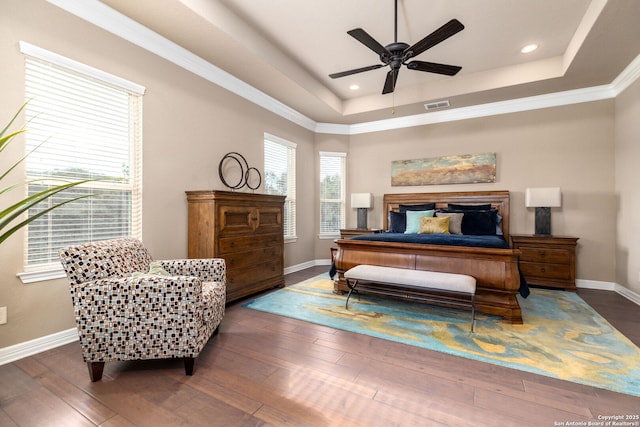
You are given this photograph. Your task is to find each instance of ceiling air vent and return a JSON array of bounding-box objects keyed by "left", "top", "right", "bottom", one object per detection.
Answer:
[{"left": 424, "top": 100, "right": 450, "bottom": 110}]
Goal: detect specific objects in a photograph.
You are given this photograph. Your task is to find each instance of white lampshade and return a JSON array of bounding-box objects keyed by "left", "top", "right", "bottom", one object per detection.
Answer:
[
  {"left": 351, "top": 193, "right": 372, "bottom": 209},
  {"left": 525, "top": 187, "right": 562, "bottom": 208}
]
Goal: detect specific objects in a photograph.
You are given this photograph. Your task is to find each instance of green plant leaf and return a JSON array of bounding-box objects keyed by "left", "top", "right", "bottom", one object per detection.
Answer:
[
  {"left": 0, "top": 101, "right": 27, "bottom": 138},
  {"left": 1, "top": 101, "right": 96, "bottom": 246},
  {"left": 0, "top": 129, "right": 26, "bottom": 153},
  {"left": 0, "top": 180, "right": 94, "bottom": 246},
  {"left": 0, "top": 194, "right": 93, "bottom": 245},
  {"left": 0, "top": 179, "right": 93, "bottom": 226},
  {"left": 1, "top": 137, "right": 51, "bottom": 183}
]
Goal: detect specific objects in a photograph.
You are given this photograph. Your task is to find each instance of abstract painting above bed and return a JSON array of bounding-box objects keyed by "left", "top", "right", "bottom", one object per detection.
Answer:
[{"left": 391, "top": 152, "right": 497, "bottom": 186}]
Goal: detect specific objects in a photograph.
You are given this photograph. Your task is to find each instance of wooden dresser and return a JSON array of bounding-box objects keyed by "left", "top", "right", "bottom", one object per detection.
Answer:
[
  {"left": 186, "top": 190, "right": 286, "bottom": 302},
  {"left": 511, "top": 235, "right": 578, "bottom": 291}
]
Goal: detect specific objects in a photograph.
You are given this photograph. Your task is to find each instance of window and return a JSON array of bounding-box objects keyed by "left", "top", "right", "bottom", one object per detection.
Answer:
[
  {"left": 21, "top": 42, "right": 143, "bottom": 272},
  {"left": 319, "top": 151, "right": 346, "bottom": 237},
  {"left": 264, "top": 133, "right": 296, "bottom": 240}
]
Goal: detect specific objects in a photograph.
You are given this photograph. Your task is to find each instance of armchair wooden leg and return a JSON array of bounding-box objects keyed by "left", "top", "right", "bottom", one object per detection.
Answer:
[
  {"left": 184, "top": 357, "right": 197, "bottom": 376},
  {"left": 88, "top": 362, "right": 105, "bottom": 382}
]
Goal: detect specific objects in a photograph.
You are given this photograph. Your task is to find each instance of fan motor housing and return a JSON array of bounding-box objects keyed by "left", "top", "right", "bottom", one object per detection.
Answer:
[{"left": 382, "top": 42, "right": 410, "bottom": 67}]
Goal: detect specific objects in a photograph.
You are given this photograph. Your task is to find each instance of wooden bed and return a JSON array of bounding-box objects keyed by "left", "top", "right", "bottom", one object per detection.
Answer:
[{"left": 333, "top": 190, "right": 524, "bottom": 324}]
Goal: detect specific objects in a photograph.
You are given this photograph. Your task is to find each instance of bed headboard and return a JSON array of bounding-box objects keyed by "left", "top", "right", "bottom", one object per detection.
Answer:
[{"left": 382, "top": 190, "right": 511, "bottom": 239}]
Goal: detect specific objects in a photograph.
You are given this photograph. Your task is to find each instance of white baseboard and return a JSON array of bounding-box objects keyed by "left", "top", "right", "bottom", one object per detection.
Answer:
[
  {"left": 283, "top": 259, "right": 331, "bottom": 275},
  {"left": 2, "top": 267, "right": 638, "bottom": 367},
  {"left": 0, "top": 328, "right": 78, "bottom": 366},
  {"left": 576, "top": 279, "right": 640, "bottom": 305},
  {"left": 576, "top": 279, "right": 616, "bottom": 291},
  {"left": 284, "top": 260, "right": 318, "bottom": 275},
  {"left": 614, "top": 284, "right": 640, "bottom": 306}
]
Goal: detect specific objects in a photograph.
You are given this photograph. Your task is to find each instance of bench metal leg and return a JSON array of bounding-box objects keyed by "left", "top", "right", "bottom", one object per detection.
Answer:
[
  {"left": 470, "top": 294, "right": 476, "bottom": 333},
  {"left": 345, "top": 278, "right": 359, "bottom": 309}
]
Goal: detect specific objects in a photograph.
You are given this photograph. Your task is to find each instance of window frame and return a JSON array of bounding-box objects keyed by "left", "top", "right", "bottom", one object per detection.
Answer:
[
  {"left": 263, "top": 133, "right": 297, "bottom": 242},
  {"left": 318, "top": 151, "right": 346, "bottom": 239},
  {"left": 17, "top": 42, "right": 144, "bottom": 283}
]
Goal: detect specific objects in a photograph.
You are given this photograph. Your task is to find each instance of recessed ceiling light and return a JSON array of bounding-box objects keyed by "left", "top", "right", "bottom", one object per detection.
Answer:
[
  {"left": 349, "top": 84, "right": 360, "bottom": 90},
  {"left": 521, "top": 44, "right": 538, "bottom": 54}
]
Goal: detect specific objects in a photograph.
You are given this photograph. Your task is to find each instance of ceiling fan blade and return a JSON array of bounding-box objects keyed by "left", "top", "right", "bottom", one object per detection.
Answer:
[
  {"left": 347, "top": 28, "right": 391, "bottom": 57},
  {"left": 329, "top": 64, "right": 385, "bottom": 79},
  {"left": 407, "top": 61, "right": 462, "bottom": 76},
  {"left": 405, "top": 19, "right": 464, "bottom": 58},
  {"left": 382, "top": 68, "right": 400, "bottom": 94}
]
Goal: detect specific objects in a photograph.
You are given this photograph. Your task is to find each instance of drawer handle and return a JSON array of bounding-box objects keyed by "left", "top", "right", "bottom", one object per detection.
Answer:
[
  {"left": 540, "top": 267, "right": 546, "bottom": 273},
  {"left": 251, "top": 217, "right": 258, "bottom": 221}
]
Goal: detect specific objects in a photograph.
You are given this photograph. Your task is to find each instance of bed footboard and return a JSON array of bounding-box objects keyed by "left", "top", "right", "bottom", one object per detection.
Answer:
[{"left": 334, "top": 239, "right": 523, "bottom": 324}]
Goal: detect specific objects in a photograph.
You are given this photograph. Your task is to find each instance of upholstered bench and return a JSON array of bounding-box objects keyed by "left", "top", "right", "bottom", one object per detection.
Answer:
[{"left": 344, "top": 265, "right": 477, "bottom": 332}]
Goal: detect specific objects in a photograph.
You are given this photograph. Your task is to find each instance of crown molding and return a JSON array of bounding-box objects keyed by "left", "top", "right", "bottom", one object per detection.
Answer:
[
  {"left": 611, "top": 53, "right": 640, "bottom": 96},
  {"left": 332, "top": 84, "right": 618, "bottom": 136},
  {"left": 48, "top": 0, "right": 640, "bottom": 137}
]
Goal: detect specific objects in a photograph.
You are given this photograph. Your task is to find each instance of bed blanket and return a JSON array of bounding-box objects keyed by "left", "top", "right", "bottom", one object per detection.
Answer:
[{"left": 351, "top": 232, "right": 509, "bottom": 248}]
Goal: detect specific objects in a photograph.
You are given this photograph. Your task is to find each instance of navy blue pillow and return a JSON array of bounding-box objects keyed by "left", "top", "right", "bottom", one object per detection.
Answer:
[
  {"left": 399, "top": 203, "right": 436, "bottom": 213},
  {"left": 446, "top": 209, "right": 498, "bottom": 235},
  {"left": 388, "top": 210, "right": 406, "bottom": 233}
]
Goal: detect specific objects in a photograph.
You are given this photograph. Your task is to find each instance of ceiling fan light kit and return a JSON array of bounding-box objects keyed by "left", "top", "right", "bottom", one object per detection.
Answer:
[{"left": 330, "top": 0, "right": 464, "bottom": 94}]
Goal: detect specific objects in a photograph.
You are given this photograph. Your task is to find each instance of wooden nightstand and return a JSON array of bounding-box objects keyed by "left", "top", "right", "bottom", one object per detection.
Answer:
[
  {"left": 511, "top": 235, "right": 578, "bottom": 291},
  {"left": 339, "top": 228, "right": 383, "bottom": 239}
]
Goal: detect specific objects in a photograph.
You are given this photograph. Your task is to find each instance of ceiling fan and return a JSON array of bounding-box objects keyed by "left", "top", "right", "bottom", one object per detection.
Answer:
[{"left": 329, "top": 0, "right": 464, "bottom": 94}]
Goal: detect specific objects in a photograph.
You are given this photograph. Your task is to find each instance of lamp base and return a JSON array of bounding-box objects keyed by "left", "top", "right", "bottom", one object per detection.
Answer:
[
  {"left": 534, "top": 207, "right": 551, "bottom": 235},
  {"left": 356, "top": 208, "right": 368, "bottom": 229}
]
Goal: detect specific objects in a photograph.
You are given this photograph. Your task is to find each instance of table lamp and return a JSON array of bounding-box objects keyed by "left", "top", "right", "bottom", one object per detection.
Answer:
[
  {"left": 351, "top": 193, "right": 372, "bottom": 229},
  {"left": 525, "top": 187, "right": 561, "bottom": 235}
]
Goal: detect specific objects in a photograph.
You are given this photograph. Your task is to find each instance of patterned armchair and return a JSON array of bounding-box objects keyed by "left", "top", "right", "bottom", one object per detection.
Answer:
[{"left": 58, "top": 238, "right": 226, "bottom": 382}]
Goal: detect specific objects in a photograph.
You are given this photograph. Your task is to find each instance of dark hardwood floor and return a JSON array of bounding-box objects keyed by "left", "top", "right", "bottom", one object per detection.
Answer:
[{"left": 1, "top": 266, "right": 639, "bottom": 426}]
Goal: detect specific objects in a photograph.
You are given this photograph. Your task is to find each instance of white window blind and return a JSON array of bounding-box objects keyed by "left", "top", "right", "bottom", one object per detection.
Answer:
[
  {"left": 264, "top": 134, "right": 296, "bottom": 239},
  {"left": 23, "top": 50, "right": 143, "bottom": 270},
  {"left": 319, "top": 151, "right": 346, "bottom": 236}
]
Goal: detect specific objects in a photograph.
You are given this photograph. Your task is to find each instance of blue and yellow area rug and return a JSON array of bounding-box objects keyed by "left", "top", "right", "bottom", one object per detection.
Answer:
[{"left": 244, "top": 274, "right": 640, "bottom": 397}]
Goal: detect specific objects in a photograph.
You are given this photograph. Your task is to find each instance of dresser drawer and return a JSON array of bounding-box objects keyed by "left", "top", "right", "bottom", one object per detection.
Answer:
[
  {"left": 227, "top": 259, "right": 283, "bottom": 288},
  {"left": 518, "top": 247, "right": 569, "bottom": 264},
  {"left": 519, "top": 261, "right": 570, "bottom": 280},
  {"left": 219, "top": 234, "right": 282, "bottom": 253},
  {"left": 224, "top": 246, "right": 282, "bottom": 270}
]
